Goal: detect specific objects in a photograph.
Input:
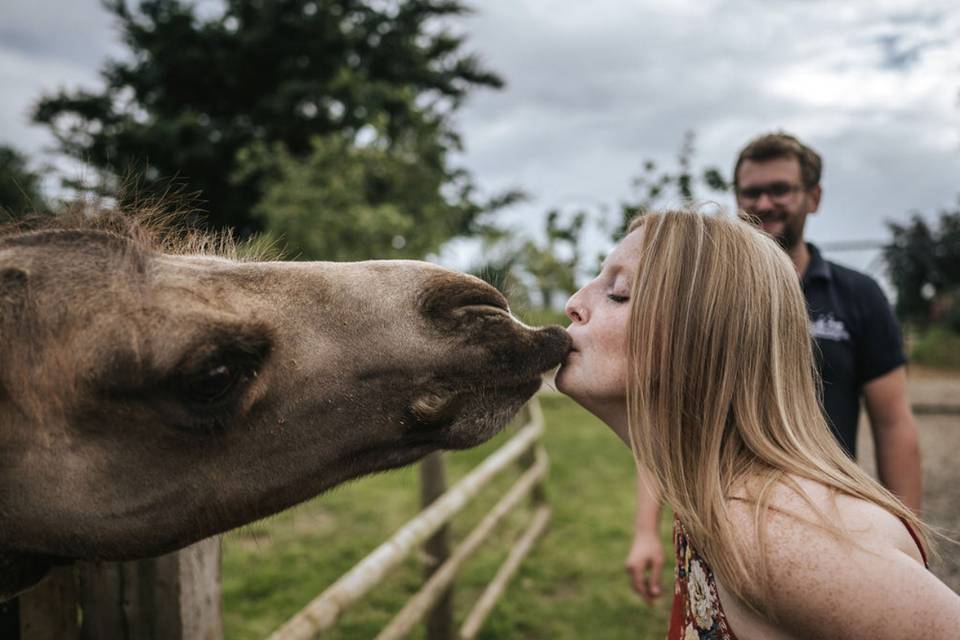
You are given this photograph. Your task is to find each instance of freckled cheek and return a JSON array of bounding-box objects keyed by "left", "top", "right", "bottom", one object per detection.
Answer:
[
  {"left": 606, "top": 350, "right": 629, "bottom": 386},
  {"left": 603, "top": 324, "right": 630, "bottom": 387},
  {"left": 599, "top": 319, "right": 630, "bottom": 357}
]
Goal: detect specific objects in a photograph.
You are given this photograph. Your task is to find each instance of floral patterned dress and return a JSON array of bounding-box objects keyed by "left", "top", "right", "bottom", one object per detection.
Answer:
[
  {"left": 665, "top": 517, "right": 928, "bottom": 640},
  {"left": 667, "top": 520, "right": 738, "bottom": 640}
]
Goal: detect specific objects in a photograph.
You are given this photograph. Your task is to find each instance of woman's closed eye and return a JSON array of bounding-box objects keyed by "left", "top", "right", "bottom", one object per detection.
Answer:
[{"left": 607, "top": 294, "right": 630, "bottom": 303}]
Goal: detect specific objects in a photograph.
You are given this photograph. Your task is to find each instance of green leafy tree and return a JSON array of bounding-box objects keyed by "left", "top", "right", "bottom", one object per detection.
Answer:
[
  {"left": 0, "top": 145, "right": 49, "bottom": 218},
  {"left": 238, "top": 126, "right": 520, "bottom": 260},
  {"left": 497, "top": 131, "right": 729, "bottom": 313},
  {"left": 474, "top": 132, "right": 728, "bottom": 319},
  {"left": 885, "top": 205, "right": 960, "bottom": 329},
  {"left": 519, "top": 209, "right": 586, "bottom": 310},
  {"left": 612, "top": 130, "right": 728, "bottom": 240},
  {"left": 33, "top": 0, "right": 503, "bottom": 235},
  {"left": 477, "top": 209, "right": 584, "bottom": 314}
]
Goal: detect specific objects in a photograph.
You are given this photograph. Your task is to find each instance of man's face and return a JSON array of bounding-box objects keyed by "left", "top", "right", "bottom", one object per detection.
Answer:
[{"left": 735, "top": 156, "right": 821, "bottom": 252}]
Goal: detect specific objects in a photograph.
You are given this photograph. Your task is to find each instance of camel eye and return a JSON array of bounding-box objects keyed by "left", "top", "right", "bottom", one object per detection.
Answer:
[
  {"left": 178, "top": 347, "right": 263, "bottom": 408},
  {"left": 186, "top": 363, "right": 241, "bottom": 404},
  {"left": 165, "top": 329, "right": 271, "bottom": 415}
]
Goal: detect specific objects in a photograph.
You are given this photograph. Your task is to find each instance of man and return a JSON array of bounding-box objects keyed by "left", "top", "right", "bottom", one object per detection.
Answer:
[{"left": 625, "top": 132, "right": 923, "bottom": 604}]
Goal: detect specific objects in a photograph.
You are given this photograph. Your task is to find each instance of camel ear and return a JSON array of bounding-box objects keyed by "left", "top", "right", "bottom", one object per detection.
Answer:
[{"left": 0, "top": 267, "right": 28, "bottom": 307}]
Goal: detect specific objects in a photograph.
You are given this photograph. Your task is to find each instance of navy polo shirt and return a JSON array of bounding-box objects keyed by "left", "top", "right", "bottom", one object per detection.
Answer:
[{"left": 802, "top": 243, "right": 907, "bottom": 458}]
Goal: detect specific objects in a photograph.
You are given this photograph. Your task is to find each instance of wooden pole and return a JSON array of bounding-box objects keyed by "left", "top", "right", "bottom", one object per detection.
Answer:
[
  {"left": 267, "top": 415, "right": 543, "bottom": 640},
  {"left": 912, "top": 403, "right": 960, "bottom": 415},
  {"left": 0, "top": 598, "right": 18, "bottom": 639},
  {"left": 18, "top": 566, "right": 79, "bottom": 640},
  {"left": 516, "top": 401, "right": 547, "bottom": 506},
  {"left": 374, "top": 454, "right": 548, "bottom": 640},
  {"left": 77, "top": 537, "right": 222, "bottom": 640},
  {"left": 420, "top": 452, "right": 453, "bottom": 640},
  {"left": 177, "top": 536, "right": 223, "bottom": 639}
]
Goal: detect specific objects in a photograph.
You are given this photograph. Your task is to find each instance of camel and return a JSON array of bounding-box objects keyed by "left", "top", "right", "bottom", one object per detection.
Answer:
[{"left": 0, "top": 209, "right": 571, "bottom": 600}]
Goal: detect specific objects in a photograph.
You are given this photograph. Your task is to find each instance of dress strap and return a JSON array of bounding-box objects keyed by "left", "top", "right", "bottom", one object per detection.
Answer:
[{"left": 898, "top": 516, "right": 928, "bottom": 568}]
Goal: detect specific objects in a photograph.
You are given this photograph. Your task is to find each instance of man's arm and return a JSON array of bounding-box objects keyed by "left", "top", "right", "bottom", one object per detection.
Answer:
[
  {"left": 863, "top": 365, "right": 922, "bottom": 513},
  {"left": 625, "top": 467, "right": 664, "bottom": 604}
]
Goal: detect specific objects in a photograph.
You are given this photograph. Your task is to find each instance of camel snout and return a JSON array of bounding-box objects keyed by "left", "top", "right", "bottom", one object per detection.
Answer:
[{"left": 529, "top": 325, "right": 574, "bottom": 372}]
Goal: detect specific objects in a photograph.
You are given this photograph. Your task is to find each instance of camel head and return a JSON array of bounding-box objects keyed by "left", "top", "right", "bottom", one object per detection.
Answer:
[{"left": 0, "top": 211, "right": 570, "bottom": 598}]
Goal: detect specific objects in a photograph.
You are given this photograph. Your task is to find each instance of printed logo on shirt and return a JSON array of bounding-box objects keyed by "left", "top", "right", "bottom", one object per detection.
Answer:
[{"left": 810, "top": 313, "right": 850, "bottom": 342}]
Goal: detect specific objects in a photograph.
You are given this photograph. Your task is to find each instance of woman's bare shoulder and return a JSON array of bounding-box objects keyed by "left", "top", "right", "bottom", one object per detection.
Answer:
[
  {"left": 728, "top": 475, "right": 922, "bottom": 562},
  {"left": 725, "top": 475, "right": 959, "bottom": 639}
]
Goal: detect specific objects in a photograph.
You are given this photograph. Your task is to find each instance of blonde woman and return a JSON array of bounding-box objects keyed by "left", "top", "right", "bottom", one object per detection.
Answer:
[{"left": 557, "top": 211, "right": 960, "bottom": 639}]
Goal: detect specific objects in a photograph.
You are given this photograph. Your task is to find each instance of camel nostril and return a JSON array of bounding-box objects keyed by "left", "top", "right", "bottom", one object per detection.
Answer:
[
  {"left": 459, "top": 303, "right": 510, "bottom": 319},
  {"left": 453, "top": 289, "right": 509, "bottom": 314},
  {"left": 419, "top": 274, "right": 511, "bottom": 327}
]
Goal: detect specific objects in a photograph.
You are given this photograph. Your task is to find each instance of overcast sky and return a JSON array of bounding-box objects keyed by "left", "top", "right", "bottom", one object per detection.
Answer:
[{"left": 2, "top": 0, "right": 959, "bottom": 285}]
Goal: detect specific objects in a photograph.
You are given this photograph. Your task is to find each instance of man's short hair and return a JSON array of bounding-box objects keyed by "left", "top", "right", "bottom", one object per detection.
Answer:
[{"left": 733, "top": 132, "right": 822, "bottom": 190}]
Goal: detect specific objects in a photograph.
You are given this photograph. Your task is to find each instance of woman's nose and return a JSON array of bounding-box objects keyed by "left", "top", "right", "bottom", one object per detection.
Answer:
[{"left": 565, "top": 290, "right": 586, "bottom": 324}]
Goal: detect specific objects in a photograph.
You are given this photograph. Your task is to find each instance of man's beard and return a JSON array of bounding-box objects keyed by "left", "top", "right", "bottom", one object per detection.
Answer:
[
  {"left": 773, "top": 224, "right": 801, "bottom": 252},
  {"left": 752, "top": 211, "right": 801, "bottom": 252}
]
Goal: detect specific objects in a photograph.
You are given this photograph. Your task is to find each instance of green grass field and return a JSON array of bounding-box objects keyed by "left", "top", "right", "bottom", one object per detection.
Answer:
[
  {"left": 910, "top": 327, "right": 960, "bottom": 370},
  {"left": 221, "top": 395, "right": 674, "bottom": 639}
]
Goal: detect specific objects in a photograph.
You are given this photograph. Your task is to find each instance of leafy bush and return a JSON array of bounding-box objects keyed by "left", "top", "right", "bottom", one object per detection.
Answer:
[{"left": 910, "top": 326, "right": 960, "bottom": 370}]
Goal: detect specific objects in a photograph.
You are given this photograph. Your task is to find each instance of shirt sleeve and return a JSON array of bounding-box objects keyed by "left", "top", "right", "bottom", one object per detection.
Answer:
[{"left": 854, "top": 276, "right": 907, "bottom": 387}]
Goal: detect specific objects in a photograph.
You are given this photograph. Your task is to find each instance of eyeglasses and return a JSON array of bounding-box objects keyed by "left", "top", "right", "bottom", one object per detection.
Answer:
[{"left": 736, "top": 182, "right": 806, "bottom": 203}]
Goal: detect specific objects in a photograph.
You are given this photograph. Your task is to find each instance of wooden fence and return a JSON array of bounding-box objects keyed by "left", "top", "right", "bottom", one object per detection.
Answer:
[
  {"left": 11, "top": 536, "right": 224, "bottom": 639},
  {"left": 10, "top": 397, "right": 550, "bottom": 640},
  {"left": 268, "top": 397, "right": 551, "bottom": 640}
]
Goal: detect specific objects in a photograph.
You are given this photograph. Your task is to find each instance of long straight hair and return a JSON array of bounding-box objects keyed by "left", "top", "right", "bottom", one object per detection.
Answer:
[{"left": 624, "top": 210, "right": 929, "bottom": 613}]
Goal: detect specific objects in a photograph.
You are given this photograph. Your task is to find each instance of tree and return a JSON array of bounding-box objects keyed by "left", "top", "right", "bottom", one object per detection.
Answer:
[
  {"left": 0, "top": 145, "right": 48, "bottom": 218},
  {"left": 495, "top": 131, "right": 728, "bottom": 315},
  {"left": 518, "top": 209, "right": 586, "bottom": 310},
  {"left": 33, "top": 0, "right": 503, "bottom": 236},
  {"left": 237, "top": 126, "right": 520, "bottom": 260},
  {"left": 612, "top": 131, "right": 728, "bottom": 241},
  {"left": 885, "top": 204, "right": 960, "bottom": 329},
  {"left": 472, "top": 208, "right": 585, "bottom": 319}
]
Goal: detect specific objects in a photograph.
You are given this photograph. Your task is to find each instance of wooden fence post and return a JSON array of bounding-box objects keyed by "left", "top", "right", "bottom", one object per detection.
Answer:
[
  {"left": 518, "top": 402, "right": 547, "bottom": 505},
  {"left": 76, "top": 537, "right": 222, "bottom": 640},
  {"left": 420, "top": 452, "right": 453, "bottom": 640},
  {"left": 18, "top": 566, "right": 79, "bottom": 640}
]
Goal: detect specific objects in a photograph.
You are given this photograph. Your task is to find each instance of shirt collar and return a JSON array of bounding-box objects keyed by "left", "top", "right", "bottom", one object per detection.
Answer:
[{"left": 803, "top": 242, "right": 832, "bottom": 284}]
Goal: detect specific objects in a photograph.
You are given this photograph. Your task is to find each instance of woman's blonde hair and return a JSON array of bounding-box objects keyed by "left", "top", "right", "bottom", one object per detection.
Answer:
[{"left": 624, "top": 210, "right": 929, "bottom": 613}]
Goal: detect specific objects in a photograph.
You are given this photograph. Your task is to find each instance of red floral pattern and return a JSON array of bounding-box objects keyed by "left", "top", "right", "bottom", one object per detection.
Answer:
[{"left": 666, "top": 520, "right": 738, "bottom": 640}]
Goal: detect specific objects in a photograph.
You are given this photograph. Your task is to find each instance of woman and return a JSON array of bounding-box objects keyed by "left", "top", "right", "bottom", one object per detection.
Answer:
[{"left": 557, "top": 211, "right": 960, "bottom": 639}]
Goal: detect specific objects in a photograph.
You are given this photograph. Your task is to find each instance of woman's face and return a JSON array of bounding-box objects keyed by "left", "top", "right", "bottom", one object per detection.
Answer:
[{"left": 556, "top": 228, "right": 644, "bottom": 419}]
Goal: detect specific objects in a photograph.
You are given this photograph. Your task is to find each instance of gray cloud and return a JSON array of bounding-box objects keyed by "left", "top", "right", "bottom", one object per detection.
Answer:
[
  {"left": 1, "top": 0, "right": 959, "bottom": 284},
  {"left": 2, "top": 0, "right": 121, "bottom": 67}
]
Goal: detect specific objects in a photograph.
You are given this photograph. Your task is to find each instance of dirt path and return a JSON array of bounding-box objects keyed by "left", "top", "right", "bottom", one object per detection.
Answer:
[{"left": 857, "top": 366, "right": 960, "bottom": 591}]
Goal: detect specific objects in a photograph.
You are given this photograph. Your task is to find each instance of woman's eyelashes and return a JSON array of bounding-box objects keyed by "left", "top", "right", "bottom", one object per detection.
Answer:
[{"left": 607, "top": 293, "right": 630, "bottom": 304}]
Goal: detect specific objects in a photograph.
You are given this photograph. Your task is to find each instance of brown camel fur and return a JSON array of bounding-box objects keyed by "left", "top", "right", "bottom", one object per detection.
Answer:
[{"left": 0, "top": 208, "right": 570, "bottom": 599}]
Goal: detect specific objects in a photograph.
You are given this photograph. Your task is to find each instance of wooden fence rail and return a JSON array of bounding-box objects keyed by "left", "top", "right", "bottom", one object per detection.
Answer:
[
  {"left": 375, "top": 448, "right": 548, "bottom": 640},
  {"left": 268, "top": 398, "right": 550, "bottom": 640}
]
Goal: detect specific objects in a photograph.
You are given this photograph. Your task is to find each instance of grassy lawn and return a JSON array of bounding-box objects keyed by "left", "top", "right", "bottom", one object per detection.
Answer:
[
  {"left": 910, "top": 327, "right": 960, "bottom": 370},
  {"left": 221, "top": 395, "right": 674, "bottom": 639}
]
